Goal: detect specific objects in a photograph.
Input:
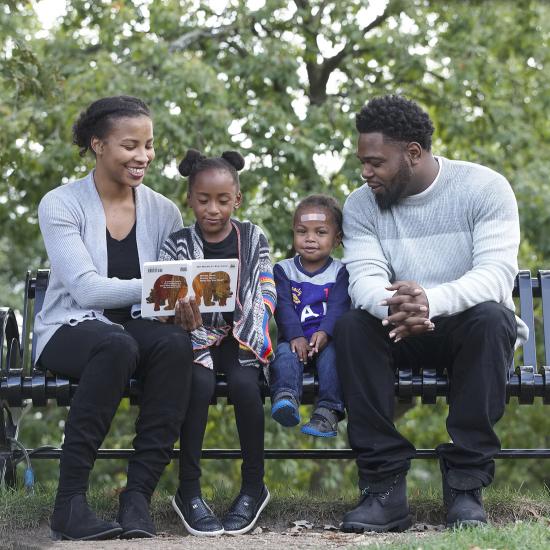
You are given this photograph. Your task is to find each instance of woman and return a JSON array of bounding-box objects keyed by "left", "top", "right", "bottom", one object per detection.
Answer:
[{"left": 35, "top": 96, "right": 201, "bottom": 541}]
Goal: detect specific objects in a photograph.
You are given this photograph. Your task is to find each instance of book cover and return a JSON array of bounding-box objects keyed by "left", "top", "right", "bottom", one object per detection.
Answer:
[{"left": 141, "top": 259, "right": 238, "bottom": 317}]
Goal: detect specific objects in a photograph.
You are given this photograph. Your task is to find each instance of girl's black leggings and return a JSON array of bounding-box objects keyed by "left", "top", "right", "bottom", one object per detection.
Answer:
[{"left": 178, "top": 336, "right": 265, "bottom": 499}]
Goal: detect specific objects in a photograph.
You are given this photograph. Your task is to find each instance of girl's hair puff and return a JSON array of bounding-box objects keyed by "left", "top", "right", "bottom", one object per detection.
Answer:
[{"left": 178, "top": 149, "right": 245, "bottom": 190}]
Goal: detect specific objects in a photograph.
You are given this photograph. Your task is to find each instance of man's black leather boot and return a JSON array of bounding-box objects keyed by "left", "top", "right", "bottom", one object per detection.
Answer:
[
  {"left": 440, "top": 459, "right": 488, "bottom": 528},
  {"left": 442, "top": 476, "right": 487, "bottom": 528},
  {"left": 340, "top": 473, "right": 412, "bottom": 533}
]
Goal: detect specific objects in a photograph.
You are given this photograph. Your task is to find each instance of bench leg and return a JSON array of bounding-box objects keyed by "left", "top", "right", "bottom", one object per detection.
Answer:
[{"left": 0, "top": 405, "right": 16, "bottom": 488}]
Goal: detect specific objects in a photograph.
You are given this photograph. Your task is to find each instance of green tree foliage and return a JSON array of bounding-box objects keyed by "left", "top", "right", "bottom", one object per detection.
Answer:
[{"left": 2, "top": 0, "right": 549, "bottom": 492}]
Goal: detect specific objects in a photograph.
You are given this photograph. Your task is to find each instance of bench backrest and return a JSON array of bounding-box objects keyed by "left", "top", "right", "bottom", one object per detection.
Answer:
[{"left": 27, "top": 268, "right": 550, "bottom": 371}]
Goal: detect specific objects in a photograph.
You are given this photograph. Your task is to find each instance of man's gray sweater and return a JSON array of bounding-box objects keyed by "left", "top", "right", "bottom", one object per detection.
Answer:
[{"left": 342, "top": 156, "right": 528, "bottom": 344}]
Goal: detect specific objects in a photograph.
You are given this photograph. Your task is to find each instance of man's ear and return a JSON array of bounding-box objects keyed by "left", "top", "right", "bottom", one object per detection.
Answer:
[{"left": 406, "top": 142, "right": 422, "bottom": 165}]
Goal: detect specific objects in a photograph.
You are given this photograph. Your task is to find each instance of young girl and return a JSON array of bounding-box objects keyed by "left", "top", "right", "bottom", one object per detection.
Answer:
[
  {"left": 270, "top": 195, "right": 350, "bottom": 437},
  {"left": 159, "top": 149, "right": 276, "bottom": 536}
]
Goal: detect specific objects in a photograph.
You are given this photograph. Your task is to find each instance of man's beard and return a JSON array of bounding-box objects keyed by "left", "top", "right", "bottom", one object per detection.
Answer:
[{"left": 375, "top": 160, "right": 412, "bottom": 210}]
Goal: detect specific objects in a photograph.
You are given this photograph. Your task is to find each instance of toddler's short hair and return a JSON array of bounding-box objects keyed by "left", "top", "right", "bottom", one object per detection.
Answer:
[{"left": 294, "top": 194, "right": 343, "bottom": 233}]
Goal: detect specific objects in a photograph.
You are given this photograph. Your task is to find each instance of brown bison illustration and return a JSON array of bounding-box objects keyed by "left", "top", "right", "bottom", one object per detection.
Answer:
[
  {"left": 146, "top": 274, "right": 188, "bottom": 311},
  {"left": 192, "top": 271, "right": 232, "bottom": 307}
]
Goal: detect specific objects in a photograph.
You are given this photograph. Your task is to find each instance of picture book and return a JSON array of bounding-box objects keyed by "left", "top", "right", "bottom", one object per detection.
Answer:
[{"left": 141, "top": 259, "right": 238, "bottom": 317}]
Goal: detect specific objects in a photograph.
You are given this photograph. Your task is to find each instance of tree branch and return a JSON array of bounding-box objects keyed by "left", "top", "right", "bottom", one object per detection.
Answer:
[
  {"left": 293, "top": 0, "right": 309, "bottom": 11},
  {"left": 306, "top": 1, "right": 399, "bottom": 105},
  {"left": 169, "top": 24, "right": 235, "bottom": 52}
]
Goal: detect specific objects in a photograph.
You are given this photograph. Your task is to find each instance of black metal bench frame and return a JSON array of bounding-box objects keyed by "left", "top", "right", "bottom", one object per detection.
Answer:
[{"left": 2, "top": 268, "right": 550, "bottom": 487}]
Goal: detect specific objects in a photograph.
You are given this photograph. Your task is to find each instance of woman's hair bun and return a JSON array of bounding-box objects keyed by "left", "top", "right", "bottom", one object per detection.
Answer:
[
  {"left": 221, "top": 150, "right": 245, "bottom": 171},
  {"left": 178, "top": 148, "right": 204, "bottom": 176}
]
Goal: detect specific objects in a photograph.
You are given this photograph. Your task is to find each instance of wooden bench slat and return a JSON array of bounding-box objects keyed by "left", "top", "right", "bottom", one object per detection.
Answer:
[
  {"left": 518, "top": 270, "right": 537, "bottom": 367},
  {"left": 539, "top": 270, "right": 550, "bottom": 367}
]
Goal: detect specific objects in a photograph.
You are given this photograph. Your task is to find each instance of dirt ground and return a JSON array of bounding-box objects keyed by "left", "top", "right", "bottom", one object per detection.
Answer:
[{"left": 2, "top": 522, "right": 443, "bottom": 550}]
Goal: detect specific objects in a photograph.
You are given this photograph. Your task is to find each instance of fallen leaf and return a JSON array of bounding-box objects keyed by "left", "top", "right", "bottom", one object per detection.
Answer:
[{"left": 290, "top": 520, "right": 314, "bottom": 529}]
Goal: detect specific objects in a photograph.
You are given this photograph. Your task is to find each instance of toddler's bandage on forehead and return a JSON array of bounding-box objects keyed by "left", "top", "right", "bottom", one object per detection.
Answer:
[{"left": 300, "top": 213, "right": 326, "bottom": 222}]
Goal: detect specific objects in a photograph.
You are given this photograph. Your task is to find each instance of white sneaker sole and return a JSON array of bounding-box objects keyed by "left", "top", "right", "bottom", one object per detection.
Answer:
[
  {"left": 171, "top": 496, "right": 224, "bottom": 537},
  {"left": 224, "top": 489, "right": 271, "bottom": 536}
]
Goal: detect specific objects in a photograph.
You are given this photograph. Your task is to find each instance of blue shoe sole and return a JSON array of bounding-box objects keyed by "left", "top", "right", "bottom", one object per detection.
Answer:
[
  {"left": 271, "top": 400, "right": 300, "bottom": 427},
  {"left": 300, "top": 425, "right": 337, "bottom": 437}
]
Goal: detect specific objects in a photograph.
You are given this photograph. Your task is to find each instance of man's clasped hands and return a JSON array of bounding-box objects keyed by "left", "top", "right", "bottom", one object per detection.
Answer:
[{"left": 380, "top": 281, "right": 434, "bottom": 343}]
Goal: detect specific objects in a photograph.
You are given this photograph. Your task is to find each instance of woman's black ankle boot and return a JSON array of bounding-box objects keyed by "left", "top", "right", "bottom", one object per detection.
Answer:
[{"left": 50, "top": 494, "right": 123, "bottom": 541}]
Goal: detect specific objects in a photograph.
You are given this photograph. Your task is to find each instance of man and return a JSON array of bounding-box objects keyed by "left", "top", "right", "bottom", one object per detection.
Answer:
[{"left": 334, "top": 95, "right": 527, "bottom": 532}]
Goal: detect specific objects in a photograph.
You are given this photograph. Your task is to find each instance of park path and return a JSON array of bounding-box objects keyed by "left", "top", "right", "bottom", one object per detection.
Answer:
[{"left": 4, "top": 522, "right": 442, "bottom": 549}]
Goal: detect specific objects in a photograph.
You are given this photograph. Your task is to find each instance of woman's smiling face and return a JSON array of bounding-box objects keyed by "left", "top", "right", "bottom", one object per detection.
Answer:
[{"left": 92, "top": 115, "right": 155, "bottom": 189}]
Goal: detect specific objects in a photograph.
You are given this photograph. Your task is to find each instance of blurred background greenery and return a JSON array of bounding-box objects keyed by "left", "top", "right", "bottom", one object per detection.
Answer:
[{"left": 1, "top": 0, "right": 549, "bottom": 495}]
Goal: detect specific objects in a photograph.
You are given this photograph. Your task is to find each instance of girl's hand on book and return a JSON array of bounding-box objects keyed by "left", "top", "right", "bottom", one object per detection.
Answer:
[{"left": 175, "top": 296, "right": 203, "bottom": 331}]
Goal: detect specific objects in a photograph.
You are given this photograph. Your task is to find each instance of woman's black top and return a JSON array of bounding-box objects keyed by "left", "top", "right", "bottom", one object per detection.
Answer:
[{"left": 103, "top": 222, "right": 141, "bottom": 324}]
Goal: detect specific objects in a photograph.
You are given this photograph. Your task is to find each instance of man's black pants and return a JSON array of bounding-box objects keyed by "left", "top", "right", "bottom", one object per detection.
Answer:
[{"left": 334, "top": 302, "right": 517, "bottom": 491}]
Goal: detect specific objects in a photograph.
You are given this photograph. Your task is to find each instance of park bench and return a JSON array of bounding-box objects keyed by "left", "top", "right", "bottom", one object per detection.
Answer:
[{"left": 1, "top": 268, "right": 550, "bottom": 488}]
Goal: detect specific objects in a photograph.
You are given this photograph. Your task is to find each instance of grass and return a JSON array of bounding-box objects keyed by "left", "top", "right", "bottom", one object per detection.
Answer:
[
  {"left": 372, "top": 520, "right": 550, "bottom": 550},
  {"left": 1, "top": 483, "right": 549, "bottom": 548}
]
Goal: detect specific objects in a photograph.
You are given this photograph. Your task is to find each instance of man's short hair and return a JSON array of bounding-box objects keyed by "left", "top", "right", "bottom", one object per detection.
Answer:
[{"left": 355, "top": 95, "right": 435, "bottom": 150}]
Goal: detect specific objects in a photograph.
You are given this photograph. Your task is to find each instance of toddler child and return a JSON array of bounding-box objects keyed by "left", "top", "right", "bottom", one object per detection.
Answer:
[{"left": 270, "top": 194, "right": 350, "bottom": 437}]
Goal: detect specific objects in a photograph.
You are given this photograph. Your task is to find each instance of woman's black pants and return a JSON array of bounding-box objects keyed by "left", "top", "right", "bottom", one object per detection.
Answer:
[{"left": 39, "top": 319, "right": 193, "bottom": 503}]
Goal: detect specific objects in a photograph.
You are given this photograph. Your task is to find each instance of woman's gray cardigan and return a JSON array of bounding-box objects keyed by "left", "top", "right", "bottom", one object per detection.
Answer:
[{"left": 34, "top": 171, "right": 183, "bottom": 362}]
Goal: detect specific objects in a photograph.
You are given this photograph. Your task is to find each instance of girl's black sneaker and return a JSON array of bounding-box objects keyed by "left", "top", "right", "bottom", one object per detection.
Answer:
[
  {"left": 222, "top": 485, "right": 270, "bottom": 535},
  {"left": 171, "top": 490, "right": 224, "bottom": 537}
]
